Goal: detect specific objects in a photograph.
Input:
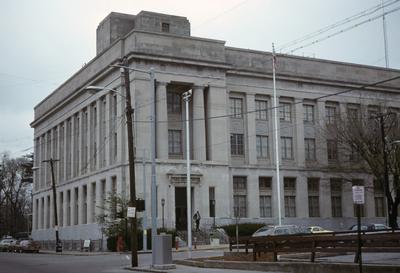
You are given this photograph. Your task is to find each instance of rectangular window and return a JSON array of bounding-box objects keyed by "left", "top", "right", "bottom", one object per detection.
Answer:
[
  {"left": 256, "top": 135, "right": 269, "bottom": 159},
  {"left": 259, "top": 177, "right": 272, "bottom": 217},
  {"left": 280, "top": 102, "right": 292, "bottom": 122},
  {"left": 303, "top": 104, "right": 315, "bottom": 123},
  {"left": 326, "top": 106, "right": 337, "bottom": 124},
  {"left": 327, "top": 140, "right": 338, "bottom": 161},
  {"left": 230, "top": 98, "right": 243, "bottom": 118},
  {"left": 284, "top": 177, "right": 296, "bottom": 217},
  {"left": 255, "top": 100, "right": 268, "bottom": 120},
  {"left": 209, "top": 187, "right": 215, "bottom": 217},
  {"left": 304, "top": 138, "right": 316, "bottom": 161},
  {"left": 233, "top": 176, "right": 247, "bottom": 217},
  {"left": 260, "top": 196, "right": 272, "bottom": 217},
  {"left": 167, "top": 92, "right": 181, "bottom": 113},
  {"left": 161, "top": 22, "right": 170, "bottom": 33},
  {"left": 330, "top": 178, "right": 342, "bottom": 217},
  {"left": 347, "top": 106, "right": 359, "bottom": 121},
  {"left": 168, "top": 130, "right": 182, "bottom": 155},
  {"left": 281, "top": 137, "right": 293, "bottom": 160},
  {"left": 308, "top": 178, "right": 320, "bottom": 217},
  {"left": 230, "top": 134, "right": 244, "bottom": 156}
]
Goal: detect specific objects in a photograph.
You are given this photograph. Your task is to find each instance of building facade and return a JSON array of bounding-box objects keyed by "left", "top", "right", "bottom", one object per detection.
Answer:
[{"left": 31, "top": 11, "right": 400, "bottom": 242}]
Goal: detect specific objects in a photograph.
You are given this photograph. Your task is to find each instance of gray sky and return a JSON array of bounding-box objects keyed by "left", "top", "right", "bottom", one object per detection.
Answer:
[{"left": 0, "top": 0, "right": 399, "bottom": 157}]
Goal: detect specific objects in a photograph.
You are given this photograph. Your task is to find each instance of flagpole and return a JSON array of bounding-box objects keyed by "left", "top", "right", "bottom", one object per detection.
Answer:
[{"left": 272, "top": 43, "right": 282, "bottom": 226}]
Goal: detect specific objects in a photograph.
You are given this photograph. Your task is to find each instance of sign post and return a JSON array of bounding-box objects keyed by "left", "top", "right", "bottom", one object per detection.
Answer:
[{"left": 352, "top": 185, "right": 364, "bottom": 273}]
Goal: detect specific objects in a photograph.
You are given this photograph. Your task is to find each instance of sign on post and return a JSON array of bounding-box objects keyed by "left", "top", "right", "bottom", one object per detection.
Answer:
[
  {"left": 127, "top": 207, "right": 136, "bottom": 218},
  {"left": 352, "top": 186, "right": 365, "bottom": 204}
]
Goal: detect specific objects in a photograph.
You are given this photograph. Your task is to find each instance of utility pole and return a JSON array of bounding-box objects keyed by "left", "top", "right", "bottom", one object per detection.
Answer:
[
  {"left": 122, "top": 57, "right": 138, "bottom": 267},
  {"left": 42, "top": 158, "right": 61, "bottom": 252}
]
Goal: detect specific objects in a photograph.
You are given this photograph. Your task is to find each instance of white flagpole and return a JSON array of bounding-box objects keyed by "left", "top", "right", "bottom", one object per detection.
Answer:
[{"left": 272, "top": 43, "right": 282, "bottom": 226}]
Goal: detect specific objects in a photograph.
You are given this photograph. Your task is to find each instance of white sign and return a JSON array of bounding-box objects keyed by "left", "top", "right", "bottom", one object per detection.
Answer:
[
  {"left": 127, "top": 207, "right": 136, "bottom": 218},
  {"left": 83, "top": 240, "right": 91, "bottom": 248},
  {"left": 352, "top": 186, "right": 365, "bottom": 204}
]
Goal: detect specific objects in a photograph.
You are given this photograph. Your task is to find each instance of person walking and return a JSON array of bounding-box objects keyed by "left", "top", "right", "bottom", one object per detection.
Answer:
[{"left": 193, "top": 210, "right": 201, "bottom": 231}]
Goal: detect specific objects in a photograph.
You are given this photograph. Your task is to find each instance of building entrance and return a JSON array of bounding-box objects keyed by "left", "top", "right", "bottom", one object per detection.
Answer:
[{"left": 175, "top": 187, "right": 193, "bottom": 230}]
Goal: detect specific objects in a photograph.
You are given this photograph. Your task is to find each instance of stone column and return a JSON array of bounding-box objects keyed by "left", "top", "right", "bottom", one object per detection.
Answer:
[
  {"left": 87, "top": 182, "right": 93, "bottom": 224},
  {"left": 77, "top": 110, "right": 83, "bottom": 176},
  {"left": 206, "top": 85, "right": 229, "bottom": 162},
  {"left": 156, "top": 82, "right": 168, "bottom": 159},
  {"left": 44, "top": 195, "right": 49, "bottom": 229},
  {"left": 38, "top": 197, "right": 43, "bottom": 229},
  {"left": 63, "top": 190, "right": 68, "bottom": 227},
  {"left": 95, "top": 100, "right": 101, "bottom": 170},
  {"left": 49, "top": 193, "right": 54, "bottom": 228},
  {"left": 296, "top": 176, "right": 308, "bottom": 218},
  {"left": 320, "top": 177, "right": 332, "bottom": 218},
  {"left": 316, "top": 100, "right": 328, "bottom": 165},
  {"left": 294, "top": 98, "right": 305, "bottom": 167},
  {"left": 32, "top": 197, "right": 37, "bottom": 231},
  {"left": 247, "top": 173, "right": 259, "bottom": 217},
  {"left": 95, "top": 180, "right": 103, "bottom": 219},
  {"left": 193, "top": 85, "right": 207, "bottom": 161},
  {"left": 104, "top": 93, "right": 111, "bottom": 167},
  {"left": 70, "top": 187, "right": 76, "bottom": 225},
  {"left": 78, "top": 185, "right": 84, "bottom": 225},
  {"left": 342, "top": 181, "right": 353, "bottom": 217},
  {"left": 246, "top": 93, "right": 257, "bottom": 165},
  {"left": 63, "top": 121, "right": 68, "bottom": 182}
]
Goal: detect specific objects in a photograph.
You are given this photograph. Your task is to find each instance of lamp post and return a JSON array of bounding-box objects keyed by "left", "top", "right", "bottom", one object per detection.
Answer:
[
  {"left": 84, "top": 59, "right": 138, "bottom": 267},
  {"left": 183, "top": 90, "right": 192, "bottom": 259},
  {"left": 161, "top": 198, "right": 165, "bottom": 229}
]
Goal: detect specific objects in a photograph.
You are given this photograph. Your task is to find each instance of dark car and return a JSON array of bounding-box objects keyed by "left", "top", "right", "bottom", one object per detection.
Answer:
[{"left": 18, "top": 240, "right": 40, "bottom": 253}]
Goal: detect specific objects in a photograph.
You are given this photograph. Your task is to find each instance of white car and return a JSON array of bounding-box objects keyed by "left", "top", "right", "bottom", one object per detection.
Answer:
[
  {"left": 252, "top": 225, "right": 301, "bottom": 237},
  {"left": 0, "top": 238, "right": 17, "bottom": 252}
]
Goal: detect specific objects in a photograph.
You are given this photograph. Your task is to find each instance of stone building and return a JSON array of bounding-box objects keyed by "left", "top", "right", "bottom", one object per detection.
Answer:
[{"left": 31, "top": 11, "right": 400, "bottom": 242}]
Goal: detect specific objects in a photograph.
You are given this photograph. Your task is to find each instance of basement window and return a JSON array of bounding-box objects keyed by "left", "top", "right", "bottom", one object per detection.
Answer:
[{"left": 161, "top": 22, "right": 170, "bottom": 33}]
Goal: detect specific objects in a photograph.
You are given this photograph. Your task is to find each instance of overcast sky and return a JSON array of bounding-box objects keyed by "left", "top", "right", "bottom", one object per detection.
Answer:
[{"left": 0, "top": 0, "right": 399, "bottom": 157}]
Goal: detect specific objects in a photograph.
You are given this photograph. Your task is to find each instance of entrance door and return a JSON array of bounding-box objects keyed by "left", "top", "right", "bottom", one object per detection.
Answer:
[{"left": 175, "top": 187, "right": 193, "bottom": 230}]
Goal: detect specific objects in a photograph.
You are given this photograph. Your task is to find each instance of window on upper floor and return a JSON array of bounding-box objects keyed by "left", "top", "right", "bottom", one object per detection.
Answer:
[
  {"left": 167, "top": 92, "right": 181, "bottom": 113},
  {"left": 303, "top": 104, "right": 315, "bottom": 123},
  {"left": 168, "top": 130, "right": 182, "bottom": 155},
  {"left": 347, "top": 106, "right": 360, "bottom": 121},
  {"left": 281, "top": 137, "right": 293, "bottom": 160},
  {"left": 230, "top": 97, "right": 243, "bottom": 118},
  {"left": 230, "top": 133, "right": 244, "bottom": 156},
  {"left": 325, "top": 105, "right": 337, "bottom": 124},
  {"left": 327, "top": 140, "right": 338, "bottom": 161},
  {"left": 305, "top": 138, "right": 316, "bottom": 161},
  {"left": 161, "top": 22, "right": 170, "bottom": 33},
  {"left": 256, "top": 135, "right": 269, "bottom": 159},
  {"left": 255, "top": 100, "right": 268, "bottom": 120},
  {"left": 280, "top": 102, "right": 292, "bottom": 122}
]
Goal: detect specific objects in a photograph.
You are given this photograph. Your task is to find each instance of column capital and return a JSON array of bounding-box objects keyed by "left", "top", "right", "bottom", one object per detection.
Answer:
[
  {"left": 156, "top": 81, "right": 168, "bottom": 87},
  {"left": 192, "top": 84, "right": 206, "bottom": 90}
]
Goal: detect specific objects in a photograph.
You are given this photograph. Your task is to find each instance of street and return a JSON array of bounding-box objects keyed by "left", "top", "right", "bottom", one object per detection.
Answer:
[{"left": 0, "top": 250, "right": 225, "bottom": 273}]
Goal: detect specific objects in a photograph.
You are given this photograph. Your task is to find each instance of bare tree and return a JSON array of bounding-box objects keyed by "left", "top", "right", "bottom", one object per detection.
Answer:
[
  {"left": 325, "top": 105, "right": 400, "bottom": 228},
  {"left": 0, "top": 153, "right": 33, "bottom": 237}
]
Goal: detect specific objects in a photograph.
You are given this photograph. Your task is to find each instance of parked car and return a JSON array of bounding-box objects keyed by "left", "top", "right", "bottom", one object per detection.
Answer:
[
  {"left": 252, "top": 225, "right": 304, "bottom": 237},
  {"left": 368, "top": 223, "right": 389, "bottom": 231},
  {"left": 18, "top": 240, "right": 40, "bottom": 253},
  {"left": 7, "top": 240, "right": 21, "bottom": 252},
  {"left": 0, "top": 238, "right": 17, "bottom": 252},
  {"left": 349, "top": 224, "right": 368, "bottom": 231},
  {"left": 307, "top": 226, "right": 333, "bottom": 234}
]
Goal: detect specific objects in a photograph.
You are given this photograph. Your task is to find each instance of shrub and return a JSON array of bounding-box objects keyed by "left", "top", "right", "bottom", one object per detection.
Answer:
[{"left": 220, "top": 223, "right": 265, "bottom": 237}]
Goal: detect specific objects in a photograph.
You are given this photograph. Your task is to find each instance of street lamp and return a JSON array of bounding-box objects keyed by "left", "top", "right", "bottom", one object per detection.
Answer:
[
  {"left": 84, "top": 60, "right": 138, "bottom": 267},
  {"left": 161, "top": 198, "right": 165, "bottom": 229},
  {"left": 182, "top": 90, "right": 192, "bottom": 259}
]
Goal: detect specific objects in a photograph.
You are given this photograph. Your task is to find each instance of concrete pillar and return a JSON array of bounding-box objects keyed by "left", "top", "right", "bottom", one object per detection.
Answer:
[
  {"left": 87, "top": 182, "right": 94, "bottom": 223},
  {"left": 56, "top": 191, "right": 62, "bottom": 228},
  {"left": 365, "top": 176, "right": 375, "bottom": 217},
  {"left": 206, "top": 85, "right": 229, "bottom": 162},
  {"left": 342, "top": 181, "right": 353, "bottom": 217},
  {"left": 316, "top": 100, "right": 328, "bottom": 165},
  {"left": 95, "top": 100, "right": 101, "bottom": 170},
  {"left": 193, "top": 85, "right": 207, "bottom": 161},
  {"left": 296, "top": 176, "right": 308, "bottom": 218},
  {"left": 104, "top": 93, "right": 111, "bottom": 168},
  {"left": 32, "top": 197, "right": 37, "bottom": 231},
  {"left": 63, "top": 121, "right": 68, "bottom": 182},
  {"left": 246, "top": 93, "right": 257, "bottom": 165},
  {"left": 320, "top": 177, "right": 332, "bottom": 218},
  {"left": 38, "top": 197, "right": 43, "bottom": 229},
  {"left": 156, "top": 82, "right": 168, "bottom": 159},
  {"left": 78, "top": 185, "right": 84, "bottom": 225},
  {"left": 77, "top": 110, "right": 83, "bottom": 176},
  {"left": 247, "top": 173, "right": 259, "bottom": 218},
  {"left": 95, "top": 180, "right": 103, "bottom": 219},
  {"left": 294, "top": 98, "right": 305, "bottom": 167},
  {"left": 43, "top": 195, "right": 49, "bottom": 229},
  {"left": 49, "top": 193, "right": 54, "bottom": 228},
  {"left": 70, "top": 188, "right": 76, "bottom": 225},
  {"left": 63, "top": 190, "right": 68, "bottom": 227}
]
